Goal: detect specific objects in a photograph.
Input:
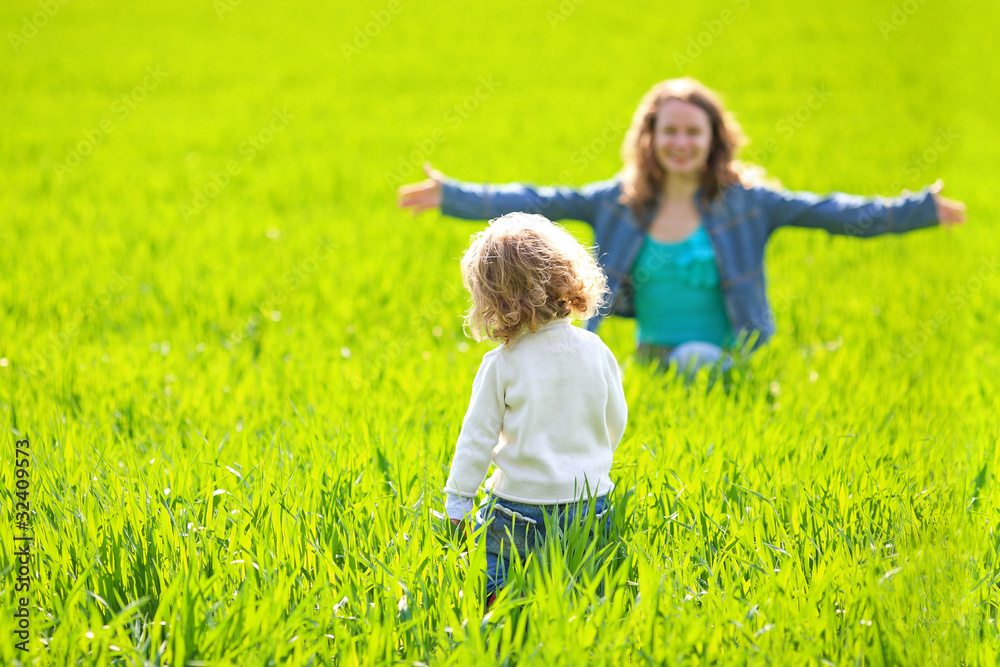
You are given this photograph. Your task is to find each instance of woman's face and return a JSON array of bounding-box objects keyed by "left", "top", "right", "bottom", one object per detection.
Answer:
[{"left": 653, "top": 99, "right": 713, "bottom": 177}]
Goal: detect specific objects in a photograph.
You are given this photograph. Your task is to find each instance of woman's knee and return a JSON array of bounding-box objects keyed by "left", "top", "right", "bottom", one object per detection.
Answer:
[{"left": 668, "top": 342, "right": 724, "bottom": 372}]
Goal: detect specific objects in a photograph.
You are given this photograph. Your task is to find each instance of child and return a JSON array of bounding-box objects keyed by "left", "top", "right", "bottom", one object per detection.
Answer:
[{"left": 443, "top": 212, "right": 628, "bottom": 603}]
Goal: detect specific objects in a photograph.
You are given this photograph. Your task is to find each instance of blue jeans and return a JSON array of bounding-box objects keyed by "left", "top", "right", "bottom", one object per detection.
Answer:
[
  {"left": 637, "top": 341, "right": 734, "bottom": 385},
  {"left": 474, "top": 493, "right": 611, "bottom": 596}
]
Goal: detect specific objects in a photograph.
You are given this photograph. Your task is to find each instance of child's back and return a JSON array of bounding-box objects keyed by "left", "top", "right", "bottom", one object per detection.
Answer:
[{"left": 449, "top": 319, "right": 624, "bottom": 504}]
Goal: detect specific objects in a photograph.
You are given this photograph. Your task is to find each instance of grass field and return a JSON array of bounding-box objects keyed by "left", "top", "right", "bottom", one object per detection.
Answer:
[{"left": 1, "top": 0, "right": 999, "bottom": 664}]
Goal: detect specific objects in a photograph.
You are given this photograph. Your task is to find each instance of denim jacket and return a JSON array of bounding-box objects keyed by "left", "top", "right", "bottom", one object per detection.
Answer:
[{"left": 441, "top": 176, "right": 939, "bottom": 349}]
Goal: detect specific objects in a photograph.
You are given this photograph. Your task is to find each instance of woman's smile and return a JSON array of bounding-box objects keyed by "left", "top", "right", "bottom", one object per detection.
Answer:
[{"left": 654, "top": 99, "right": 713, "bottom": 176}]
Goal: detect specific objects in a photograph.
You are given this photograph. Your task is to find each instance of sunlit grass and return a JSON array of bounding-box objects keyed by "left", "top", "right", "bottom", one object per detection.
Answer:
[{"left": 0, "top": 0, "right": 998, "bottom": 664}]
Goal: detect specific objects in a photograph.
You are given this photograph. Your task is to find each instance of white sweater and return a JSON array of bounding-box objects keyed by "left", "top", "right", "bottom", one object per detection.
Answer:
[{"left": 444, "top": 319, "right": 627, "bottom": 518}]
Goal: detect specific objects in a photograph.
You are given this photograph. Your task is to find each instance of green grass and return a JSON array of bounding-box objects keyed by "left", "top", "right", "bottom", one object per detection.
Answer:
[{"left": 1, "top": 0, "right": 999, "bottom": 664}]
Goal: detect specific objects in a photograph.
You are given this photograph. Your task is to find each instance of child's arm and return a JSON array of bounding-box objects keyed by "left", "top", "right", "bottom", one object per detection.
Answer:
[
  {"left": 605, "top": 349, "right": 628, "bottom": 450},
  {"left": 445, "top": 494, "right": 475, "bottom": 524},
  {"left": 443, "top": 351, "right": 505, "bottom": 520}
]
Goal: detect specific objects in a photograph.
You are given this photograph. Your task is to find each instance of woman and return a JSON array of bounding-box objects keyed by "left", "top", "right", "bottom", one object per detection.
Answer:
[{"left": 397, "top": 78, "right": 966, "bottom": 373}]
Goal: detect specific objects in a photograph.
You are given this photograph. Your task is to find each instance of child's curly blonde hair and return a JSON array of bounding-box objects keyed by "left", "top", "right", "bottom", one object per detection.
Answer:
[{"left": 460, "top": 213, "right": 609, "bottom": 345}]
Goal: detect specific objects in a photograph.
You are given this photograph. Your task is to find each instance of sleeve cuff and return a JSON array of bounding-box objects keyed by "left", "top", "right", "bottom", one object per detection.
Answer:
[
  {"left": 445, "top": 493, "right": 476, "bottom": 520},
  {"left": 914, "top": 189, "right": 940, "bottom": 228}
]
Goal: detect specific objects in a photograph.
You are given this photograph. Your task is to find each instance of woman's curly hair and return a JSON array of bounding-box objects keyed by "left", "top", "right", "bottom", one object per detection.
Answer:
[
  {"left": 620, "top": 77, "right": 766, "bottom": 213},
  {"left": 461, "top": 213, "right": 609, "bottom": 346}
]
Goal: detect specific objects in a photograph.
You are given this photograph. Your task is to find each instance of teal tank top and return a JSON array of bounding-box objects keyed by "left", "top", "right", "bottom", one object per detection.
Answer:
[{"left": 631, "top": 226, "right": 733, "bottom": 347}]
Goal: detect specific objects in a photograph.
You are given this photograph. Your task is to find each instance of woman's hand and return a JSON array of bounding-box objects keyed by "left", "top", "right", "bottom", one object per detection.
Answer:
[
  {"left": 928, "top": 179, "right": 967, "bottom": 226},
  {"left": 397, "top": 163, "right": 446, "bottom": 216}
]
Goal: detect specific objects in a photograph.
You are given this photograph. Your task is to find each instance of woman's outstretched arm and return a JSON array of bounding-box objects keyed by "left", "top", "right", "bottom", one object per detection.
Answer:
[
  {"left": 761, "top": 179, "right": 966, "bottom": 237},
  {"left": 397, "top": 163, "right": 613, "bottom": 225}
]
